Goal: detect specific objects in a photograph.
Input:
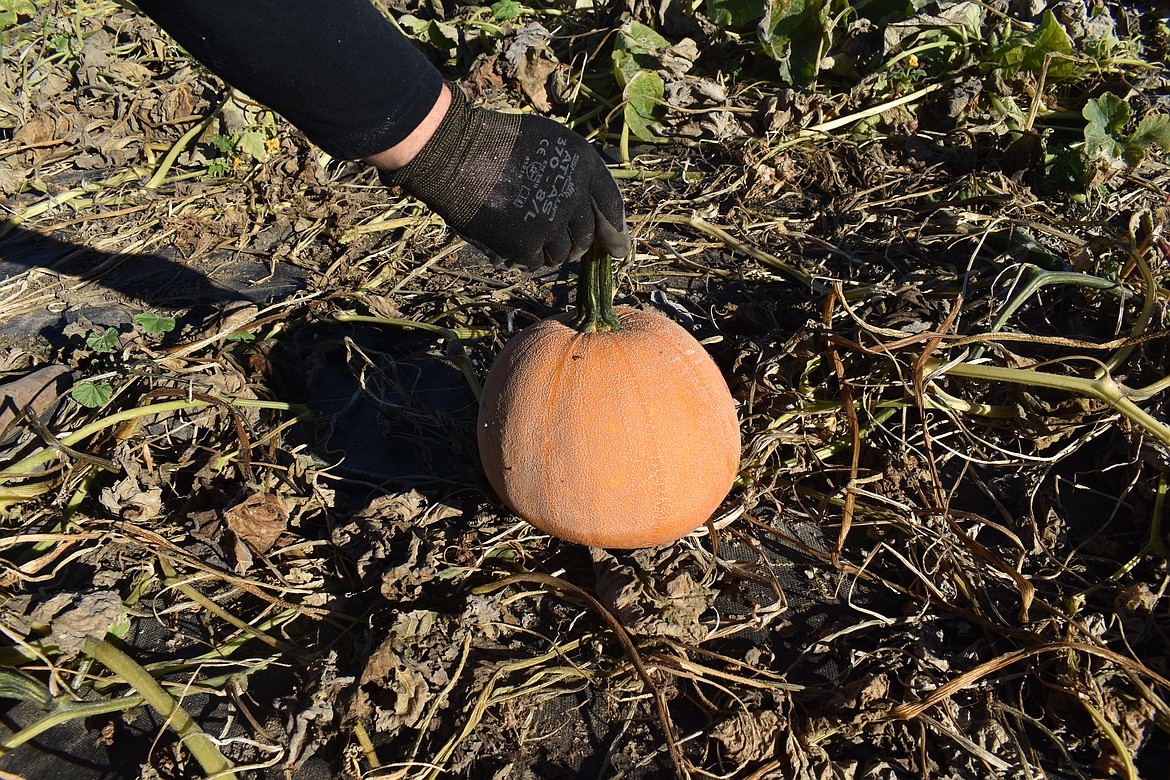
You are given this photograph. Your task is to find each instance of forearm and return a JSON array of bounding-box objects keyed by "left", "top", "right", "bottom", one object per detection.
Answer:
[{"left": 134, "top": 0, "right": 443, "bottom": 161}]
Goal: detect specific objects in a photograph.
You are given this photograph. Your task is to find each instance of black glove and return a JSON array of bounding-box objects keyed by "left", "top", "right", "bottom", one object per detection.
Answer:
[{"left": 381, "top": 85, "right": 631, "bottom": 270}]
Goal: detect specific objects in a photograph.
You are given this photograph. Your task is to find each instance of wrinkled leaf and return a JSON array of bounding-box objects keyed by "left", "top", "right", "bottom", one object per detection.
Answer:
[
  {"left": 209, "top": 132, "right": 234, "bottom": 154},
  {"left": 502, "top": 24, "right": 560, "bottom": 111},
  {"left": 1083, "top": 93, "right": 1170, "bottom": 167},
  {"left": 1083, "top": 92, "right": 1130, "bottom": 161},
  {"left": 706, "top": 0, "right": 761, "bottom": 28},
  {"left": 712, "top": 709, "right": 784, "bottom": 764},
  {"left": 491, "top": 0, "right": 521, "bottom": 21},
  {"left": 992, "top": 10, "right": 1077, "bottom": 80},
  {"left": 594, "top": 549, "right": 717, "bottom": 642},
  {"left": 1131, "top": 114, "right": 1170, "bottom": 160},
  {"left": 1084, "top": 92, "right": 1130, "bottom": 138},
  {"left": 99, "top": 476, "right": 163, "bottom": 521},
  {"left": 226, "top": 492, "right": 288, "bottom": 556},
  {"left": 34, "top": 590, "right": 126, "bottom": 656},
  {"left": 759, "top": 0, "right": 828, "bottom": 87}
]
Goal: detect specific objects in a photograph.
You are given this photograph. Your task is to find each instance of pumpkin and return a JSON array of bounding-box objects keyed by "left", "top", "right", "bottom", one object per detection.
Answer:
[{"left": 477, "top": 249, "right": 740, "bottom": 549}]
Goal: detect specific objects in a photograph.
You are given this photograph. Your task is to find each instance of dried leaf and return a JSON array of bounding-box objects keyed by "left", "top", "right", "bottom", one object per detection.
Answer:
[
  {"left": 501, "top": 23, "right": 562, "bottom": 111},
  {"left": 350, "top": 610, "right": 460, "bottom": 735},
  {"left": 99, "top": 476, "right": 163, "bottom": 521},
  {"left": 594, "top": 549, "right": 717, "bottom": 642},
  {"left": 711, "top": 709, "right": 782, "bottom": 764},
  {"left": 32, "top": 590, "right": 125, "bottom": 655},
  {"left": 225, "top": 492, "right": 287, "bottom": 556},
  {"left": 285, "top": 652, "right": 355, "bottom": 770}
]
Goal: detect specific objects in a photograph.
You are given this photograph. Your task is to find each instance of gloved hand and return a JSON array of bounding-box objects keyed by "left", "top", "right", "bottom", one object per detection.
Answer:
[{"left": 381, "top": 85, "right": 631, "bottom": 270}]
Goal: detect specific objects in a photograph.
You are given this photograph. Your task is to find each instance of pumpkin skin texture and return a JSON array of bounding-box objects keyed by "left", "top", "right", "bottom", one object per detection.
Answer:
[{"left": 477, "top": 305, "right": 740, "bottom": 549}]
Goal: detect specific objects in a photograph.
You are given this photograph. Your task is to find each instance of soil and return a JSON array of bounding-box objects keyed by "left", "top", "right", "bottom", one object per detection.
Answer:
[{"left": 2, "top": 1, "right": 1169, "bottom": 779}]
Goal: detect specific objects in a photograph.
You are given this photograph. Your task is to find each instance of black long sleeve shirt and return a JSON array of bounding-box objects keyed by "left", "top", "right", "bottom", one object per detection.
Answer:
[{"left": 135, "top": 0, "right": 443, "bottom": 160}]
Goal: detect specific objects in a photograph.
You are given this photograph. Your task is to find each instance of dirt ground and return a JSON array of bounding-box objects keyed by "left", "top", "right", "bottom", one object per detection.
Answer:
[{"left": 2, "top": 1, "right": 1170, "bottom": 778}]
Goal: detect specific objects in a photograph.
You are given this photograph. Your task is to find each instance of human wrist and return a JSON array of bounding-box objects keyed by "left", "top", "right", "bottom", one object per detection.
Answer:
[{"left": 363, "top": 83, "right": 451, "bottom": 170}]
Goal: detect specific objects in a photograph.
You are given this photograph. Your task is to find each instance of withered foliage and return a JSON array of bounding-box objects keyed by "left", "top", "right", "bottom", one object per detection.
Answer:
[{"left": 2, "top": 1, "right": 1169, "bottom": 778}]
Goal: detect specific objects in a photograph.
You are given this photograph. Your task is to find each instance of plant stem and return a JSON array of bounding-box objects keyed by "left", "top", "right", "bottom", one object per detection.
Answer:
[
  {"left": 83, "top": 635, "right": 237, "bottom": 779},
  {"left": 0, "top": 695, "right": 147, "bottom": 756},
  {"left": 329, "top": 313, "right": 488, "bottom": 340},
  {"left": 571, "top": 245, "right": 621, "bottom": 334},
  {"left": 144, "top": 96, "right": 228, "bottom": 189},
  {"left": 924, "top": 358, "right": 1170, "bottom": 449}
]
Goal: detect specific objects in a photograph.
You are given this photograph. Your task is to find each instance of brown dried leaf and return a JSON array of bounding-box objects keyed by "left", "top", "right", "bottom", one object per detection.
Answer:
[
  {"left": 501, "top": 23, "right": 562, "bottom": 112},
  {"left": 32, "top": 590, "right": 124, "bottom": 656},
  {"left": 594, "top": 549, "right": 717, "bottom": 642},
  {"left": 0, "top": 162, "right": 29, "bottom": 195},
  {"left": 711, "top": 709, "right": 782, "bottom": 764},
  {"left": 13, "top": 111, "right": 68, "bottom": 147},
  {"left": 350, "top": 610, "right": 459, "bottom": 735},
  {"left": 99, "top": 475, "right": 163, "bottom": 521},
  {"left": 225, "top": 492, "right": 287, "bottom": 555}
]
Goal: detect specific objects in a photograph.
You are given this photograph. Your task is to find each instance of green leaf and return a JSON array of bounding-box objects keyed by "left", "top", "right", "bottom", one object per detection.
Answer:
[
  {"left": 86, "top": 327, "right": 119, "bottom": 353},
  {"left": 491, "top": 0, "right": 521, "bottom": 21},
  {"left": 1132, "top": 114, "right": 1170, "bottom": 153},
  {"left": 611, "top": 22, "right": 669, "bottom": 140},
  {"left": 134, "top": 312, "right": 176, "bottom": 334},
  {"left": 705, "top": 0, "right": 762, "bottom": 28},
  {"left": 0, "top": 0, "right": 35, "bottom": 29},
  {"left": 205, "top": 158, "right": 231, "bottom": 178},
  {"left": 992, "top": 10, "right": 1077, "bottom": 80},
  {"left": 72, "top": 381, "right": 113, "bottom": 409},
  {"left": 1083, "top": 92, "right": 1130, "bottom": 162},
  {"left": 759, "top": 0, "right": 828, "bottom": 87},
  {"left": 209, "top": 132, "right": 235, "bottom": 154},
  {"left": 237, "top": 129, "right": 268, "bottom": 162},
  {"left": 426, "top": 19, "right": 459, "bottom": 51},
  {"left": 1083, "top": 92, "right": 1130, "bottom": 137},
  {"left": 622, "top": 70, "right": 665, "bottom": 142}
]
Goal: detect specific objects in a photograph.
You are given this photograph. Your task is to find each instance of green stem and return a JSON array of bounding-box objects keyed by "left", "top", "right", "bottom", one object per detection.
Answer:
[
  {"left": 1, "top": 397, "right": 298, "bottom": 483},
  {"left": 329, "top": 313, "right": 488, "bottom": 340},
  {"left": 571, "top": 245, "right": 621, "bottom": 334},
  {"left": 1152, "top": 474, "right": 1169, "bottom": 559},
  {"left": 158, "top": 556, "right": 295, "bottom": 656},
  {"left": 0, "top": 695, "right": 147, "bottom": 756},
  {"left": 925, "top": 358, "right": 1170, "bottom": 449},
  {"left": 144, "top": 96, "right": 228, "bottom": 189},
  {"left": 82, "top": 635, "right": 238, "bottom": 779}
]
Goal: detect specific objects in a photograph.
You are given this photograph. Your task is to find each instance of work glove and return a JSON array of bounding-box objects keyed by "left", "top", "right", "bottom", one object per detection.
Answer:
[{"left": 381, "top": 85, "right": 631, "bottom": 270}]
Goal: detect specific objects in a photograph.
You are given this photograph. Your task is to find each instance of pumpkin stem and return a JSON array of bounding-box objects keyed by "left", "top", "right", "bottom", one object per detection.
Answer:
[{"left": 572, "top": 244, "right": 621, "bottom": 334}]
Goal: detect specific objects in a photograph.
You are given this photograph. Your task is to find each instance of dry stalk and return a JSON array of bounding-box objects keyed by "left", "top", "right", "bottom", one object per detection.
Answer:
[
  {"left": 473, "top": 572, "right": 690, "bottom": 780},
  {"left": 888, "top": 642, "right": 1170, "bottom": 721}
]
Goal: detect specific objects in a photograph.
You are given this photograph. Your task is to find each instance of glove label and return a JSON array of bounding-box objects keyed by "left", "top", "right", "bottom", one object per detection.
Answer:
[{"left": 515, "top": 137, "right": 579, "bottom": 223}]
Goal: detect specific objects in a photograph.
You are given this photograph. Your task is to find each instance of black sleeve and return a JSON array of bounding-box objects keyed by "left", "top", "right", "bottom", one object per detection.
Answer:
[{"left": 134, "top": 0, "right": 443, "bottom": 160}]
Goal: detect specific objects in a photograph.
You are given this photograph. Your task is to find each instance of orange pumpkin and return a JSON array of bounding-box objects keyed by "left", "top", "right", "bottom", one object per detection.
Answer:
[{"left": 477, "top": 252, "right": 740, "bottom": 549}]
